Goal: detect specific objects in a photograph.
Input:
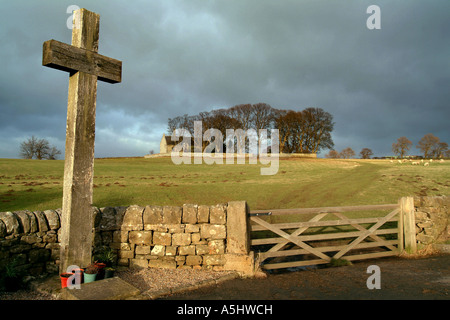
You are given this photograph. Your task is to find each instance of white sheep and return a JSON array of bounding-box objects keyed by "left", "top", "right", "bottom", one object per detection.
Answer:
[
  {"left": 411, "top": 161, "right": 419, "bottom": 165},
  {"left": 390, "top": 160, "right": 394, "bottom": 163},
  {"left": 440, "top": 159, "right": 445, "bottom": 163},
  {"left": 430, "top": 159, "right": 433, "bottom": 162},
  {"left": 398, "top": 160, "right": 402, "bottom": 164},
  {"left": 424, "top": 162, "right": 430, "bottom": 166}
]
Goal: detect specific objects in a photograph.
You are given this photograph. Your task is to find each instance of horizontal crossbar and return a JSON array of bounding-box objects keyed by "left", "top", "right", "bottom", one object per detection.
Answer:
[{"left": 43, "top": 39, "right": 122, "bottom": 83}]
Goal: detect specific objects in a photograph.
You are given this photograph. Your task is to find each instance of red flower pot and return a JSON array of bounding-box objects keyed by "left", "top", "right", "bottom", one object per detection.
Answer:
[{"left": 60, "top": 272, "right": 74, "bottom": 288}]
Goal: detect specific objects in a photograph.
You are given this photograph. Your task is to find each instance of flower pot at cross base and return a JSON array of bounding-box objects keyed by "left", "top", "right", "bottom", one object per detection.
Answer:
[
  {"left": 104, "top": 268, "right": 115, "bottom": 279},
  {"left": 83, "top": 272, "right": 97, "bottom": 283},
  {"left": 95, "top": 263, "right": 106, "bottom": 280},
  {"left": 60, "top": 273, "right": 74, "bottom": 288}
]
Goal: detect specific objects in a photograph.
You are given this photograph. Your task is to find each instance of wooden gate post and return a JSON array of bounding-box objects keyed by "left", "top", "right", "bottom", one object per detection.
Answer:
[{"left": 400, "top": 196, "right": 417, "bottom": 253}]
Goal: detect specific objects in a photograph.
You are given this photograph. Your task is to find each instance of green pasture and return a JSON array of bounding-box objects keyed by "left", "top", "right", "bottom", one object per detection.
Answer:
[{"left": 0, "top": 157, "right": 448, "bottom": 214}]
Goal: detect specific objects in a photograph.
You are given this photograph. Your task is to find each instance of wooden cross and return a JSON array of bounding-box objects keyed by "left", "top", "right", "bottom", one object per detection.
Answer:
[{"left": 42, "top": 8, "right": 122, "bottom": 273}]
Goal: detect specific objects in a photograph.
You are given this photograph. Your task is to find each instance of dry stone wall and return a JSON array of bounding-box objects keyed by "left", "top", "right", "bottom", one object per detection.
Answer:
[
  {"left": 0, "top": 201, "right": 251, "bottom": 288},
  {"left": 96, "top": 203, "right": 231, "bottom": 270},
  {"left": 413, "top": 195, "right": 449, "bottom": 245}
]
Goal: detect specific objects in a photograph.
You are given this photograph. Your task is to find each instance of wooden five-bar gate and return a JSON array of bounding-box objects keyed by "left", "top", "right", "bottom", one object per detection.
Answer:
[{"left": 249, "top": 197, "right": 416, "bottom": 270}]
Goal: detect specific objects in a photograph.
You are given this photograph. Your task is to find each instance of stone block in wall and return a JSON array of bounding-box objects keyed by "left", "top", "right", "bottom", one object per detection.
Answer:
[
  {"left": 43, "top": 210, "right": 60, "bottom": 230},
  {"left": 167, "top": 224, "right": 185, "bottom": 233},
  {"left": 178, "top": 245, "right": 196, "bottom": 256},
  {"left": 172, "top": 233, "right": 191, "bottom": 246},
  {"left": 208, "top": 240, "right": 225, "bottom": 254},
  {"left": 182, "top": 204, "right": 198, "bottom": 224},
  {"left": 197, "top": 205, "right": 209, "bottom": 223},
  {"left": 101, "top": 231, "right": 114, "bottom": 245},
  {"left": 129, "top": 231, "right": 152, "bottom": 245},
  {"left": 0, "top": 219, "right": 7, "bottom": 237},
  {"left": 10, "top": 244, "right": 31, "bottom": 254},
  {"left": 130, "top": 259, "right": 149, "bottom": 269},
  {"left": 153, "top": 232, "right": 172, "bottom": 246},
  {"left": 117, "top": 258, "right": 129, "bottom": 266},
  {"left": 144, "top": 224, "right": 166, "bottom": 232},
  {"left": 25, "top": 211, "right": 38, "bottom": 233},
  {"left": 200, "top": 224, "right": 226, "bottom": 240},
  {"left": 185, "top": 224, "right": 200, "bottom": 233},
  {"left": 165, "top": 246, "right": 177, "bottom": 256},
  {"left": 114, "top": 206, "right": 128, "bottom": 227},
  {"left": 120, "top": 243, "right": 132, "bottom": 251},
  {"left": 0, "top": 212, "right": 20, "bottom": 235},
  {"left": 28, "top": 248, "right": 50, "bottom": 264},
  {"left": 121, "top": 205, "right": 144, "bottom": 231},
  {"left": 33, "top": 211, "right": 49, "bottom": 232},
  {"left": 113, "top": 231, "right": 129, "bottom": 243},
  {"left": 148, "top": 259, "right": 177, "bottom": 269},
  {"left": 143, "top": 205, "right": 163, "bottom": 226},
  {"left": 162, "top": 206, "right": 182, "bottom": 224},
  {"left": 135, "top": 245, "right": 151, "bottom": 255},
  {"left": 191, "top": 233, "right": 205, "bottom": 244},
  {"left": 196, "top": 244, "right": 209, "bottom": 255},
  {"left": 151, "top": 245, "right": 165, "bottom": 256},
  {"left": 43, "top": 232, "right": 57, "bottom": 243},
  {"left": 185, "top": 255, "right": 202, "bottom": 266},
  {"left": 21, "top": 235, "right": 42, "bottom": 244},
  {"left": 14, "top": 211, "right": 31, "bottom": 234},
  {"left": 119, "top": 250, "right": 134, "bottom": 259},
  {"left": 46, "top": 262, "right": 59, "bottom": 274},
  {"left": 210, "top": 204, "right": 227, "bottom": 224},
  {"left": 203, "top": 254, "right": 225, "bottom": 266},
  {"left": 99, "top": 207, "right": 117, "bottom": 231}
]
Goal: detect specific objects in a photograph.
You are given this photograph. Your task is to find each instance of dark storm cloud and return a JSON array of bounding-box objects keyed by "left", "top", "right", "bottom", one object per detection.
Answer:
[{"left": 0, "top": 0, "right": 449, "bottom": 158}]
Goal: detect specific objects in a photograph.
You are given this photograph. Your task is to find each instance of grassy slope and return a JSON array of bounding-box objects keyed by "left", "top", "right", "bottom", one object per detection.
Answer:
[{"left": 0, "top": 157, "right": 448, "bottom": 212}]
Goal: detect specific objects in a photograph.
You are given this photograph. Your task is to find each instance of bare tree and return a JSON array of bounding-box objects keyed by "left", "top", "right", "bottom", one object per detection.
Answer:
[
  {"left": 416, "top": 133, "right": 440, "bottom": 158},
  {"left": 325, "top": 150, "right": 340, "bottom": 159},
  {"left": 432, "top": 142, "right": 448, "bottom": 158},
  {"left": 19, "top": 136, "right": 61, "bottom": 160},
  {"left": 360, "top": 148, "right": 373, "bottom": 159},
  {"left": 20, "top": 136, "right": 38, "bottom": 159},
  {"left": 392, "top": 136, "right": 412, "bottom": 158},
  {"left": 340, "top": 147, "right": 355, "bottom": 159}
]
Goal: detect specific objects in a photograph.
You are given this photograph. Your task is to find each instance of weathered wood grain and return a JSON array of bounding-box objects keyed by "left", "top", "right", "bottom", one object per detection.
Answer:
[{"left": 43, "top": 39, "right": 121, "bottom": 83}]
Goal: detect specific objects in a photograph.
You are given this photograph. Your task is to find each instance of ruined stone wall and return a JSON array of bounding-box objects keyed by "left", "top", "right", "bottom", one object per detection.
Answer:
[{"left": 413, "top": 195, "right": 449, "bottom": 245}]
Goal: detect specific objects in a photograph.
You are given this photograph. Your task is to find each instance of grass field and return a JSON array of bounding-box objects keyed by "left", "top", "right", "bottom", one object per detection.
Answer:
[{"left": 0, "top": 157, "right": 449, "bottom": 213}]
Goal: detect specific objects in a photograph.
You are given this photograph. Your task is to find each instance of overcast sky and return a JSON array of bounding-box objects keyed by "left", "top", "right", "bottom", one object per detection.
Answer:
[{"left": 0, "top": 0, "right": 449, "bottom": 159}]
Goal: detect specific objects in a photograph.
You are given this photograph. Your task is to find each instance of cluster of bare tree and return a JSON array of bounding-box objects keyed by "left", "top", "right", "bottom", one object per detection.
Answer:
[
  {"left": 19, "top": 136, "right": 61, "bottom": 160},
  {"left": 168, "top": 103, "right": 335, "bottom": 154},
  {"left": 325, "top": 147, "right": 372, "bottom": 159},
  {"left": 392, "top": 134, "right": 449, "bottom": 158}
]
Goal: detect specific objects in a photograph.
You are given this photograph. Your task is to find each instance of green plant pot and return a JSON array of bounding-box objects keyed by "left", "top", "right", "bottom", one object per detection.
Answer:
[
  {"left": 104, "top": 269, "right": 115, "bottom": 279},
  {"left": 83, "top": 272, "right": 97, "bottom": 283}
]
